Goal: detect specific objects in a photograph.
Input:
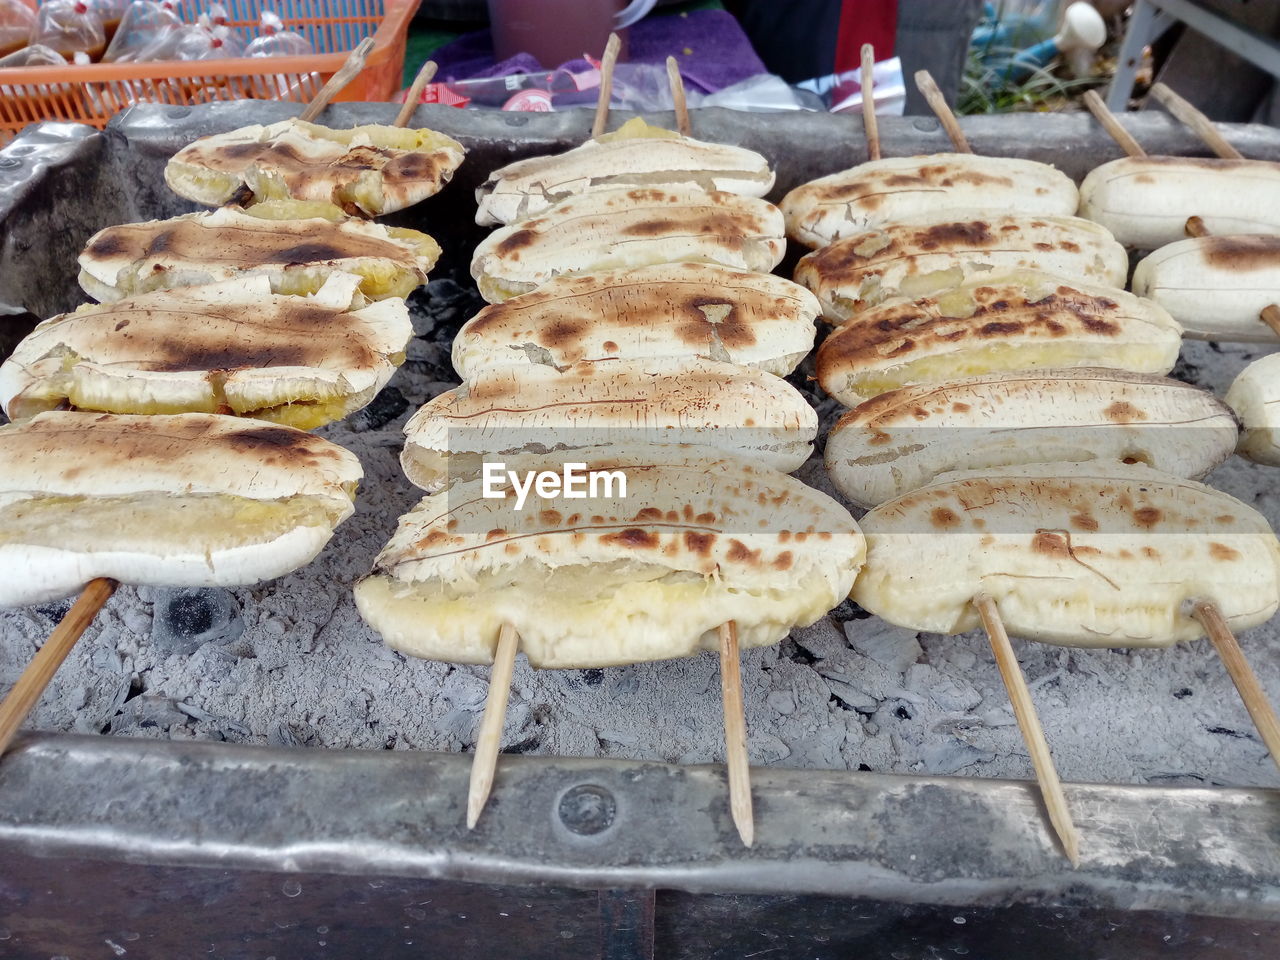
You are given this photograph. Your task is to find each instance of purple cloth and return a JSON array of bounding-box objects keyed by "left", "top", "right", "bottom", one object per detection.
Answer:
[{"left": 431, "top": 10, "right": 766, "bottom": 94}]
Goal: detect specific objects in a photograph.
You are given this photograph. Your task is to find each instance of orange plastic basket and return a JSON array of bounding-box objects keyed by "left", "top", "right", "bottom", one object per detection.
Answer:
[{"left": 0, "top": 0, "right": 414, "bottom": 145}]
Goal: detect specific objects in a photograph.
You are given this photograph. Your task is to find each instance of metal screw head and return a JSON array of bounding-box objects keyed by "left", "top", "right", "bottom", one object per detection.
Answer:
[
  {"left": 557, "top": 784, "right": 616, "bottom": 836},
  {"left": 913, "top": 117, "right": 940, "bottom": 133}
]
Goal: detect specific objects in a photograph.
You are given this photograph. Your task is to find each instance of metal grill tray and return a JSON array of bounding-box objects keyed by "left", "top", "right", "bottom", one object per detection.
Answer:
[{"left": 2, "top": 105, "right": 1280, "bottom": 954}]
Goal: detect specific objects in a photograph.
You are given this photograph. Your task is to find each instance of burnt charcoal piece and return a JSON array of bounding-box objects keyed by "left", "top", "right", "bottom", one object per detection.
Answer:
[
  {"left": 424, "top": 277, "right": 486, "bottom": 330},
  {"left": 150, "top": 588, "right": 244, "bottom": 656},
  {"left": 35, "top": 598, "right": 73, "bottom": 624},
  {"left": 346, "top": 384, "right": 408, "bottom": 433},
  {"left": 1170, "top": 356, "right": 1202, "bottom": 385}
]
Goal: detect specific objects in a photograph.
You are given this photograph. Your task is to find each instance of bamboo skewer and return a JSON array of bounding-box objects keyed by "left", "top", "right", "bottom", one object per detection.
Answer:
[
  {"left": 861, "top": 44, "right": 881, "bottom": 162},
  {"left": 666, "top": 56, "right": 691, "bottom": 137},
  {"left": 1082, "top": 90, "right": 1146, "bottom": 160},
  {"left": 592, "top": 33, "right": 623, "bottom": 140},
  {"left": 913, "top": 70, "right": 971, "bottom": 154},
  {"left": 1149, "top": 83, "right": 1244, "bottom": 161},
  {"left": 467, "top": 622, "right": 520, "bottom": 828},
  {"left": 907, "top": 77, "right": 1081, "bottom": 864},
  {"left": 719, "top": 620, "right": 754, "bottom": 847},
  {"left": 1083, "top": 87, "right": 1280, "bottom": 777},
  {"left": 299, "top": 36, "right": 376, "bottom": 122},
  {"left": 395, "top": 59, "right": 440, "bottom": 128},
  {"left": 975, "top": 595, "right": 1080, "bottom": 866},
  {"left": 0, "top": 578, "right": 118, "bottom": 757},
  {"left": 1191, "top": 602, "right": 1280, "bottom": 772}
]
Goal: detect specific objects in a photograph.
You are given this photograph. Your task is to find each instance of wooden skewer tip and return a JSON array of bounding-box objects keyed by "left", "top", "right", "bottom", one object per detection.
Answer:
[
  {"left": 591, "top": 32, "right": 623, "bottom": 140},
  {"left": 974, "top": 594, "right": 1081, "bottom": 866},
  {"left": 394, "top": 59, "right": 439, "bottom": 128},
  {"left": 1149, "top": 82, "right": 1244, "bottom": 160},
  {"left": 299, "top": 35, "right": 376, "bottom": 122},
  {"left": 860, "top": 43, "right": 880, "bottom": 162},
  {"left": 1189, "top": 600, "right": 1280, "bottom": 773},
  {"left": 1081, "top": 89, "right": 1146, "bottom": 159},
  {"left": 466, "top": 622, "right": 520, "bottom": 829},
  {"left": 666, "top": 55, "right": 691, "bottom": 137},
  {"left": 913, "top": 69, "right": 971, "bottom": 154},
  {"left": 719, "top": 620, "right": 754, "bottom": 847},
  {"left": 0, "top": 578, "right": 118, "bottom": 758}
]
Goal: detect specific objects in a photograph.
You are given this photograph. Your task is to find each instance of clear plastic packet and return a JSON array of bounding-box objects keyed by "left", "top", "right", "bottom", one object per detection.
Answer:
[
  {"left": 85, "top": 0, "right": 130, "bottom": 41},
  {"left": 1, "top": 44, "right": 79, "bottom": 119},
  {"left": 0, "top": 41, "right": 64, "bottom": 67},
  {"left": 31, "top": 0, "right": 107, "bottom": 61},
  {"left": 174, "top": 22, "right": 245, "bottom": 60},
  {"left": 144, "top": 18, "right": 242, "bottom": 63},
  {"left": 0, "top": 0, "right": 36, "bottom": 60},
  {"left": 798, "top": 55, "right": 907, "bottom": 115},
  {"left": 245, "top": 10, "right": 313, "bottom": 58},
  {"left": 102, "top": 0, "right": 182, "bottom": 63},
  {"left": 245, "top": 11, "right": 316, "bottom": 99}
]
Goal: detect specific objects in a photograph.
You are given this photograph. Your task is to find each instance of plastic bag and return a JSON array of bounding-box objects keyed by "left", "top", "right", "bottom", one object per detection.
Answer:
[
  {"left": 85, "top": 0, "right": 130, "bottom": 39},
  {"left": 245, "top": 11, "right": 313, "bottom": 58},
  {"left": 102, "top": 0, "right": 181, "bottom": 63},
  {"left": 0, "top": 41, "right": 64, "bottom": 67},
  {"left": 182, "top": 22, "right": 245, "bottom": 60},
  {"left": 1, "top": 44, "right": 80, "bottom": 119},
  {"left": 0, "top": 0, "right": 35, "bottom": 60},
  {"left": 31, "top": 0, "right": 107, "bottom": 61},
  {"left": 798, "top": 56, "right": 907, "bottom": 115},
  {"left": 245, "top": 11, "right": 316, "bottom": 99},
  {"left": 149, "top": 19, "right": 243, "bottom": 62}
]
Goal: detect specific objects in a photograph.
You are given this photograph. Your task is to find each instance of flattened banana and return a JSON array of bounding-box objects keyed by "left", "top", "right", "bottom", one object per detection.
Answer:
[
  {"left": 827, "top": 369, "right": 1237, "bottom": 508},
  {"left": 475, "top": 117, "right": 774, "bottom": 226},
  {"left": 451, "top": 262, "right": 819, "bottom": 379},
  {"left": 851, "top": 462, "right": 1280, "bottom": 646},
  {"left": 793, "top": 215, "right": 1127, "bottom": 323},
  {"left": 814, "top": 271, "right": 1183, "bottom": 406},
  {"left": 401, "top": 356, "right": 818, "bottom": 490},
  {"left": 471, "top": 186, "right": 786, "bottom": 303},
  {"left": 781, "top": 153, "right": 1078, "bottom": 249}
]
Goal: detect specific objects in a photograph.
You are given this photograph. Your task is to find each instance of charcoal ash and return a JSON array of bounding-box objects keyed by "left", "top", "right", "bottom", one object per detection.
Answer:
[
  {"left": 150, "top": 588, "right": 244, "bottom": 657},
  {"left": 346, "top": 384, "right": 409, "bottom": 434},
  {"left": 3, "top": 313, "right": 1278, "bottom": 793}
]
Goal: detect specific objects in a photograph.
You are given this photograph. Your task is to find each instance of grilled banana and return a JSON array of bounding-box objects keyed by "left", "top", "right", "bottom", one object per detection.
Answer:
[
  {"left": 827, "top": 369, "right": 1237, "bottom": 508},
  {"left": 781, "top": 153, "right": 1078, "bottom": 249},
  {"left": 1227, "top": 353, "right": 1280, "bottom": 465},
  {"left": 793, "top": 215, "right": 1127, "bottom": 323},
  {"left": 1079, "top": 156, "right": 1280, "bottom": 249},
  {"left": 851, "top": 462, "right": 1280, "bottom": 646},
  {"left": 1133, "top": 235, "right": 1280, "bottom": 342},
  {"left": 814, "top": 271, "right": 1182, "bottom": 406}
]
